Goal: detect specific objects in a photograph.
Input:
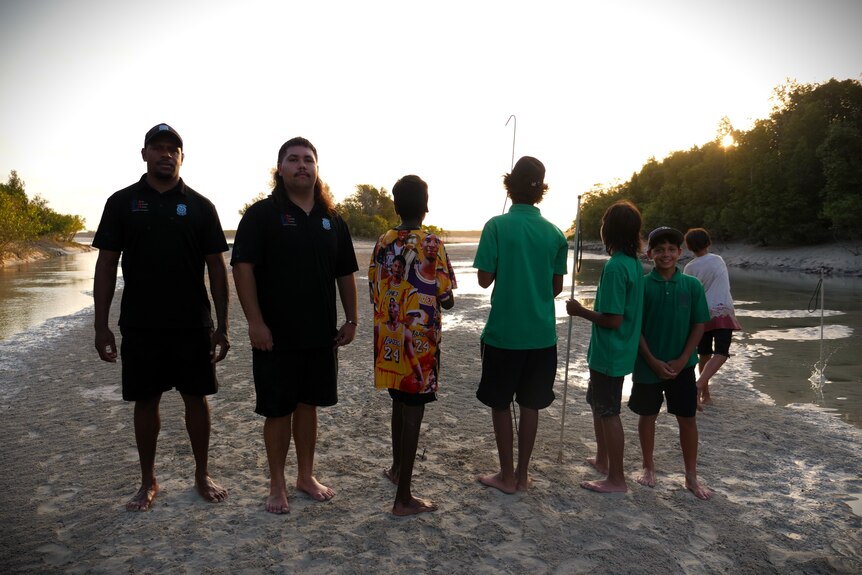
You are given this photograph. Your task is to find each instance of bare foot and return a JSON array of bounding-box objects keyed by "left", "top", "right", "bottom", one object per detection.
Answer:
[
  {"left": 383, "top": 468, "right": 398, "bottom": 485},
  {"left": 265, "top": 491, "right": 290, "bottom": 514},
  {"left": 196, "top": 474, "right": 228, "bottom": 503},
  {"left": 585, "top": 457, "right": 609, "bottom": 475},
  {"left": 477, "top": 473, "right": 517, "bottom": 494},
  {"left": 297, "top": 476, "right": 335, "bottom": 501},
  {"left": 636, "top": 468, "right": 657, "bottom": 488},
  {"left": 516, "top": 475, "right": 534, "bottom": 492},
  {"left": 392, "top": 496, "right": 438, "bottom": 516},
  {"left": 126, "top": 483, "right": 159, "bottom": 512},
  {"left": 686, "top": 476, "right": 712, "bottom": 500},
  {"left": 580, "top": 478, "right": 627, "bottom": 493}
]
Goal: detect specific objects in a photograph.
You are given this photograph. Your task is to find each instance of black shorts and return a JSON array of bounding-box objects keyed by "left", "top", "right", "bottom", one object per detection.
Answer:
[
  {"left": 476, "top": 342, "right": 556, "bottom": 410},
  {"left": 388, "top": 388, "right": 437, "bottom": 406},
  {"left": 697, "top": 329, "right": 733, "bottom": 357},
  {"left": 120, "top": 327, "right": 217, "bottom": 401},
  {"left": 586, "top": 369, "right": 624, "bottom": 417},
  {"left": 252, "top": 346, "right": 338, "bottom": 417},
  {"left": 628, "top": 365, "right": 697, "bottom": 418}
]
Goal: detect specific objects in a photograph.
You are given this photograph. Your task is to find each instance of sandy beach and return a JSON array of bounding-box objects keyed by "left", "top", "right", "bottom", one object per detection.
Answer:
[{"left": 1, "top": 242, "right": 861, "bottom": 574}]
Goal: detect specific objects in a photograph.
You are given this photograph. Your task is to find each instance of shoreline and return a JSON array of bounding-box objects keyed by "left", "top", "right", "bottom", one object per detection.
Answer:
[
  {"left": 579, "top": 240, "right": 862, "bottom": 277},
  {"left": 0, "top": 239, "right": 94, "bottom": 268},
  {"left": 4, "top": 233, "right": 860, "bottom": 277},
  {"left": 1, "top": 243, "right": 860, "bottom": 573}
]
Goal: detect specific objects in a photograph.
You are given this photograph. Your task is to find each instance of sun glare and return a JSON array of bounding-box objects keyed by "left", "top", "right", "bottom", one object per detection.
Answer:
[{"left": 721, "top": 134, "right": 736, "bottom": 148}]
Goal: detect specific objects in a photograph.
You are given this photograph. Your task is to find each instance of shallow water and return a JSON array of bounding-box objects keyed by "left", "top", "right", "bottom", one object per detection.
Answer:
[
  {"left": 2, "top": 242, "right": 860, "bottom": 430},
  {"left": 443, "top": 243, "right": 862, "bottom": 430}
]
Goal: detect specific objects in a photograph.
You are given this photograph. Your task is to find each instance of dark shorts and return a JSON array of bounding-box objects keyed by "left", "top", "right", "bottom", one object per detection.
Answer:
[
  {"left": 697, "top": 329, "right": 733, "bottom": 357},
  {"left": 120, "top": 327, "right": 217, "bottom": 401},
  {"left": 389, "top": 388, "right": 437, "bottom": 406},
  {"left": 252, "top": 346, "right": 338, "bottom": 417},
  {"left": 476, "top": 342, "right": 556, "bottom": 410},
  {"left": 586, "top": 369, "right": 624, "bottom": 417},
  {"left": 628, "top": 365, "right": 697, "bottom": 418}
]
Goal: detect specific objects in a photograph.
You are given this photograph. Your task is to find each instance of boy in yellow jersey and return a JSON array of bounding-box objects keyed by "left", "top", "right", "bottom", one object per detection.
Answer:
[{"left": 369, "top": 175, "right": 456, "bottom": 516}]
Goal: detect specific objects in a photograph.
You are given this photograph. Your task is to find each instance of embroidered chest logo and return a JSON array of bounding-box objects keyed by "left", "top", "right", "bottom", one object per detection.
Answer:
[
  {"left": 281, "top": 213, "right": 297, "bottom": 226},
  {"left": 131, "top": 199, "right": 149, "bottom": 212},
  {"left": 176, "top": 204, "right": 188, "bottom": 216},
  {"left": 322, "top": 218, "right": 332, "bottom": 230}
]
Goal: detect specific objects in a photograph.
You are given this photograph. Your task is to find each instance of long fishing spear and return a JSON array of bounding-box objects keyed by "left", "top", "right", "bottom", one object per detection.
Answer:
[
  {"left": 504, "top": 114, "right": 519, "bottom": 434},
  {"left": 502, "top": 115, "right": 516, "bottom": 213},
  {"left": 557, "top": 192, "right": 586, "bottom": 462}
]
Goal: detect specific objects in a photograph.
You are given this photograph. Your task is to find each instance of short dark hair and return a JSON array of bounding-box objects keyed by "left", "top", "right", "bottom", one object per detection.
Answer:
[
  {"left": 392, "top": 175, "right": 429, "bottom": 220},
  {"left": 684, "top": 228, "right": 712, "bottom": 252},
  {"left": 600, "top": 200, "right": 642, "bottom": 257}
]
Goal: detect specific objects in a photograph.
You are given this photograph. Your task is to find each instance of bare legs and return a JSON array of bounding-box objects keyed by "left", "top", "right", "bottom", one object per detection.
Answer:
[
  {"left": 634, "top": 413, "right": 711, "bottom": 500},
  {"left": 388, "top": 400, "right": 436, "bottom": 516},
  {"left": 181, "top": 393, "right": 227, "bottom": 503},
  {"left": 697, "top": 353, "right": 727, "bottom": 405},
  {"left": 478, "top": 406, "right": 538, "bottom": 494},
  {"left": 128, "top": 397, "right": 161, "bottom": 511},
  {"left": 263, "top": 414, "right": 292, "bottom": 513},
  {"left": 263, "top": 403, "right": 334, "bottom": 514},
  {"left": 127, "top": 393, "right": 225, "bottom": 511},
  {"left": 581, "top": 414, "right": 627, "bottom": 493},
  {"left": 635, "top": 414, "right": 657, "bottom": 487},
  {"left": 678, "top": 415, "right": 711, "bottom": 500}
]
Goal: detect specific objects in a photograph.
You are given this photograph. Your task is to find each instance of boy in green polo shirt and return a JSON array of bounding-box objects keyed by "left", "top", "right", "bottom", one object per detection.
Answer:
[
  {"left": 474, "top": 156, "right": 568, "bottom": 494},
  {"left": 567, "top": 200, "right": 644, "bottom": 493},
  {"left": 631, "top": 227, "right": 711, "bottom": 500}
]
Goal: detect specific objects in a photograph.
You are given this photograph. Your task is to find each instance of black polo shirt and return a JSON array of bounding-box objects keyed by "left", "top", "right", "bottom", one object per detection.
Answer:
[
  {"left": 93, "top": 175, "right": 228, "bottom": 329},
  {"left": 230, "top": 195, "right": 358, "bottom": 350}
]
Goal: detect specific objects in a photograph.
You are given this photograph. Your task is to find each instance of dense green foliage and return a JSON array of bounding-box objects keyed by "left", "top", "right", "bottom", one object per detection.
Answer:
[
  {"left": 0, "top": 171, "right": 86, "bottom": 254},
  {"left": 574, "top": 78, "right": 862, "bottom": 246},
  {"left": 335, "top": 184, "right": 446, "bottom": 240},
  {"left": 336, "top": 184, "right": 399, "bottom": 238}
]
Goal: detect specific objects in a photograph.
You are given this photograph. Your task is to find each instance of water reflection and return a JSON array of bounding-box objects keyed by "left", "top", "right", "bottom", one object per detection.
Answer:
[{"left": 0, "top": 251, "right": 100, "bottom": 341}]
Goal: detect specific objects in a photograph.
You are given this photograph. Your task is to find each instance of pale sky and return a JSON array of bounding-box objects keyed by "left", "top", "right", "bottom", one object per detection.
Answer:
[{"left": 1, "top": 0, "right": 860, "bottom": 233}]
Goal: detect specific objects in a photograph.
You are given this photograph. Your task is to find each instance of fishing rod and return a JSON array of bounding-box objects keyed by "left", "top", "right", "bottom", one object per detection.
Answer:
[{"left": 557, "top": 192, "right": 586, "bottom": 462}]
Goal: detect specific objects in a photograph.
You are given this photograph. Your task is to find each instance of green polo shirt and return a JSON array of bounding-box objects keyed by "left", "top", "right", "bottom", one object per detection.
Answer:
[
  {"left": 587, "top": 252, "right": 645, "bottom": 377},
  {"left": 474, "top": 204, "right": 568, "bottom": 349},
  {"left": 633, "top": 267, "right": 710, "bottom": 384}
]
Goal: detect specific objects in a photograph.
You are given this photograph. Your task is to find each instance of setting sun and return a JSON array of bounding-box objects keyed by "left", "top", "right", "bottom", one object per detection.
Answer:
[{"left": 721, "top": 134, "right": 736, "bottom": 148}]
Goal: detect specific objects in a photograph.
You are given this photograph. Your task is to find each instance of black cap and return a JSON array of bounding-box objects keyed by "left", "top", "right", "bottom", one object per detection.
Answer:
[
  {"left": 648, "top": 227, "right": 685, "bottom": 248},
  {"left": 511, "top": 156, "right": 545, "bottom": 188},
  {"left": 144, "top": 123, "right": 183, "bottom": 148}
]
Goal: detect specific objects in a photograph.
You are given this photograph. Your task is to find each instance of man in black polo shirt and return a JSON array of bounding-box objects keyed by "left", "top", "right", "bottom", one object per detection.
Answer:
[
  {"left": 93, "top": 123, "right": 230, "bottom": 512},
  {"left": 232, "top": 136, "right": 358, "bottom": 514}
]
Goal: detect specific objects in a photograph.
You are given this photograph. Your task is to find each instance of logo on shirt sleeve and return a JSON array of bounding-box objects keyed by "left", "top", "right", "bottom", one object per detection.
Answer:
[{"left": 176, "top": 204, "right": 188, "bottom": 216}]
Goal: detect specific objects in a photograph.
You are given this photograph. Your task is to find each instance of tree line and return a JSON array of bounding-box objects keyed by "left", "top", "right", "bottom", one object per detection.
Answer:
[
  {"left": 0, "top": 171, "right": 86, "bottom": 256},
  {"left": 574, "top": 78, "right": 862, "bottom": 246},
  {"left": 239, "top": 183, "right": 446, "bottom": 240}
]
